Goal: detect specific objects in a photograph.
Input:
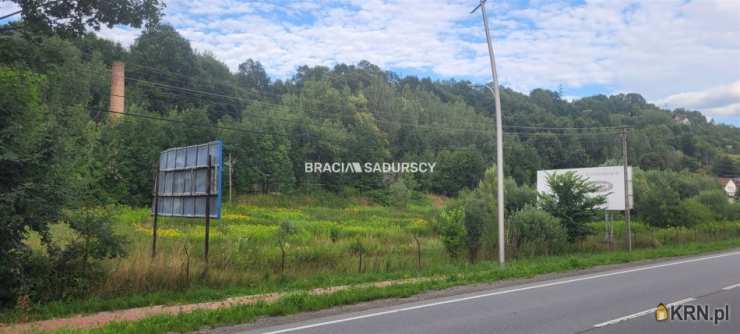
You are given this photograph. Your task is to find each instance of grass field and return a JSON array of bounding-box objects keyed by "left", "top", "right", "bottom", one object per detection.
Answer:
[
  {"left": 5, "top": 192, "right": 740, "bottom": 326},
  {"left": 43, "top": 237, "right": 740, "bottom": 334}
]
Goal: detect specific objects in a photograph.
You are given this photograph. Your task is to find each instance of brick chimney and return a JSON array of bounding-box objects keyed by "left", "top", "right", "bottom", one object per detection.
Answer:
[{"left": 109, "top": 61, "right": 125, "bottom": 120}]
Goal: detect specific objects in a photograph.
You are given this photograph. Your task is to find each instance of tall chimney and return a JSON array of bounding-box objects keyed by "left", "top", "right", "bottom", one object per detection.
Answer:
[{"left": 109, "top": 61, "right": 125, "bottom": 120}]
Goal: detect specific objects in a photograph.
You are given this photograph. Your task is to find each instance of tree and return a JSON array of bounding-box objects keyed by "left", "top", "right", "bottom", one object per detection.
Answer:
[
  {"left": 406, "top": 219, "right": 431, "bottom": 269},
  {"left": 10, "top": 0, "right": 164, "bottom": 36},
  {"left": 129, "top": 25, "right": 197, "bottom": 112},
  {"left": 45, "top": 209, "right": 127, "bottom": 300},
  {"left": 237, "top": 59, "right": 270, "bottom": 93},
  {"left": 348, "top": 238, "right": 366, "bottom": 273},
  {"left": 276, "top": 221, "right": 297, "bottom": 275},
  {"left": 713, "top": 156, "right": 738, "bottom": 177},
  {"left": 463, "top": 196, "right": 491, "bottom": 263},
  {"left": 678, "top": 198, "right": 714, "bottom": 227},
  {"left": 431, "top": 150, "right": 485, "bottom": 196},
  {"left": 475, "top": 165, "right": 537, "bottom": 215},
  {"left": 0, "top": 68, "right": 61, "bottom": 306},
  {"left": 694, "top": 190, "right": 734, "bottom": 221},
  {"left": 435, "top": 207, "right": 465, "bottom": 259},
  {"left": 634, "top": 169, "right": 719, "bottom": 227},
  {"left": 389, "top": 180, "right": 411, "bottom": 208},
  {"left": 540, "top": 172, "right": 606, "bottom": 242}
]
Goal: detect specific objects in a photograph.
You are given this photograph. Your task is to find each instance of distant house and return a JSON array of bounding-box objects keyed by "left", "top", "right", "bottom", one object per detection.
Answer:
[
  {"left": 719, "top": 178, "right": 739, "bottom": 199},
  {"left": 672, "top": 114, "right": 691, "bottom": 125}
]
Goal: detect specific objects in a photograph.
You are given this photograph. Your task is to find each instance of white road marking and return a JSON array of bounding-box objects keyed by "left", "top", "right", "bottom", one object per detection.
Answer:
[
  {"left": 593, "top": 297, "right": 695, "bottom": 328},
  {"left": 257, "top": 251, "right": 740, "bottom": 334},
  {"left": 722, "top": 282, "right": 740, "bottom": 290}
]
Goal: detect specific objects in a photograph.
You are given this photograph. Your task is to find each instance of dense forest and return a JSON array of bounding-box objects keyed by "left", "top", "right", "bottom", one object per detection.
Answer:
[{"left": 3, "top": 23, "right": 740, "bottom": 210}]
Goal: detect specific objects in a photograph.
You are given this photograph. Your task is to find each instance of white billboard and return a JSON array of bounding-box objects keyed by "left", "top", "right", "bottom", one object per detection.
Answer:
[{"left": 536, "top": 166, "right": 633, "bottom": 211}]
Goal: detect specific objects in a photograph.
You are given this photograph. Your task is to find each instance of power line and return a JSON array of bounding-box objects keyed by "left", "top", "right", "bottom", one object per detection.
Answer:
[
  {"left": 108, "top": 93, "right": 628, "bottom": 139},
  {"left": 0, "top": 10, "right": 21, "bottom": 21},
  {"left": 76, "top": 65, "right": 633, "bottom": 135},
  {"left": 119, "top": 65, "right": 631, "bottom": 132},
  {"left": 99, "top": 103, "right": 625, "bottom": 143},
  {"left": 93, "top": 107, "right": 495, "bottom": 151}
]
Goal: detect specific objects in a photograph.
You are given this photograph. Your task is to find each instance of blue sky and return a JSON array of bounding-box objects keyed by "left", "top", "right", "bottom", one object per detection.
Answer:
[{"left": 2, "top": 0, "right": 739, "bottom": 126}]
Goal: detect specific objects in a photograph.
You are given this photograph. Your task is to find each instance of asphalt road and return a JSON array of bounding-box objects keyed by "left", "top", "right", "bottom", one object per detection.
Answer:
[{"left": 237, "top": 250, "right": 740, "bottom": 334}]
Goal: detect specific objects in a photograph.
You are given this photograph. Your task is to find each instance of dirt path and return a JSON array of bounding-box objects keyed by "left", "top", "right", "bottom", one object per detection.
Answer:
[{"left": 0, "top": 277, "right": 438, "bottom": 334}]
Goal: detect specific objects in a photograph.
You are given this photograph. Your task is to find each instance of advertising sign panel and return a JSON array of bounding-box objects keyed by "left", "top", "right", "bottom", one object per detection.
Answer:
[
  {"left": 536, "top": 166, "right": 632, "bottom": 211},
  {"left": 154, "top": 141, "right": 223, "bottom": 218}
]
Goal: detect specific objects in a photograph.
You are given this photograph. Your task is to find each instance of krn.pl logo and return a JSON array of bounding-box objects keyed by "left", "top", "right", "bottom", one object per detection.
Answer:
[{"left": 655, "top": 303, "right": 668, "bottom": 321}]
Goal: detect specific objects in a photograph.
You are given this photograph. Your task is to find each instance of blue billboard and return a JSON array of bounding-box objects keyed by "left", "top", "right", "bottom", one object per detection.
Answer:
[{"left": 154, "top": 141, "right": 223, "bottom": 218}]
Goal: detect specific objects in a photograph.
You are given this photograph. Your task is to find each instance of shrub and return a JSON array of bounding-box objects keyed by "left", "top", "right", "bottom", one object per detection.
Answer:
[
  {"left": 474, "top": 165, "right": 537, "bottom": 214},
  {"left": 406, "top": 219, "right": 432, "bottom": 269},
  {"left": 276, "top": 221, "right": 297, "bottom": 274},
  {"left": 509, "top": 206, "right": 567, "bottom": 256},
  {"left": 634, "top": 169, "right": 720, "bottom": 227},
  {"left": 365, "top": 188, "right": 391, "bottom": 206},
  {"left": 462, "top": 196, "right": 491, "bottom": 263},
  {"left": 694, "top": 190, "right": 734, "bottom": 221},
  {"left": 677, "top": 199, "right": 714, "bottom": 227},
  {"left": 430, "top": 150, "right": 486, "bottom": 196},
  {"left": 389, "top": 180, "right": 411, "bottom": 208},
  {"left": 44, "top": 209, "right": 127, "bottom": 301},
  {"left": 348, "top": 238, "right": 366, "bottom": 273},
  {"left": 636, "top": 175, "right": 683, "bottom": 227},
  {"left": 540, "top": 171, "right": 606, "bottom": 241},
  {"left": 435, "top": 207, "right": 465, "bottom": 259},
  {"left": 329, "top": 225, "right": 340, "bottom": 243}
]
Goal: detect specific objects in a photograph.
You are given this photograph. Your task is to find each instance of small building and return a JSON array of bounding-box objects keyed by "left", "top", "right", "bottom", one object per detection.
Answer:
[
  {"left": 719, "top": 177, "right": 739, "bottom": 202},
  {"left": 672, "top": 114, "right": 691, "bottom": 125}
]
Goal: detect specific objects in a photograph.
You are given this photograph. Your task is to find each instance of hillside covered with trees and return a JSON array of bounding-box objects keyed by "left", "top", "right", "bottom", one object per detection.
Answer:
[{"left": 3, "top": 24, "right": 740, "bottom": 208}]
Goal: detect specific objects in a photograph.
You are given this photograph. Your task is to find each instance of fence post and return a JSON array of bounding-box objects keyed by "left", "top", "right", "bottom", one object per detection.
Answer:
[{"left": 152, "top": 161, "right": 160, "bottom": 258}]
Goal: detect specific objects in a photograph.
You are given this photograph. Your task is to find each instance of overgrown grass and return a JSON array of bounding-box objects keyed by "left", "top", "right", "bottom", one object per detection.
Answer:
[
  {"left": 6, "top": 192, "right": 740, "bottom": 326},
  {"left": 47, "top": 237, "right": 740, "bottom": 334}
]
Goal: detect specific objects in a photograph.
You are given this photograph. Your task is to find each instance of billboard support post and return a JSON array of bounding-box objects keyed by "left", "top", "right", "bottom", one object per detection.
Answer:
[
  {"left": 152, "top": 162, "right": 160, "bottom": 258},
  {"left": 228, "top": 154, "right": 233, "bottom": 204},
  {"left": 622, "top": 128, "right": 632, "bottom": 252},
  {"left": 204, "top": 154, "right": 212, "bottom": 276}
]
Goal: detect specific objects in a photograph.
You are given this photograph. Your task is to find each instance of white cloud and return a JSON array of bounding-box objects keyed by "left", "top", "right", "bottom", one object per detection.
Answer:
[
  {"left": 96, "top": 26, "right": 139, "bottom": 48},
  {"left": 658, "top": 81, "right": 740, "bottom": 117},
  {"left": 0, "top": 1, "right": 20, "bottom": 13},
  {"left": 90, "top": 0, "right": 740, "bottom": 121}
]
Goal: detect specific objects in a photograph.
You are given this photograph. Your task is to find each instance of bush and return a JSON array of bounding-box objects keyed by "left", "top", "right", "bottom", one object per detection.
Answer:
[
  {"left": 463, "top": 196, "right": 491, "bottom": 263},
  {"left": 276, "top": 221, "right": 297, "bottom": 274},
  {"left": 430, "top": 150, "right": 486, "bottom": 196},
  {"left": 348, "top": 238, "right": 366, "bottom": 273},
  {"left": 677, "top": 199, "right": 714, "bottom": 227},
  {"left": 25, "top": 209, "right": 129, "bottom": 303},
  {"left": 695, "top": 190, "right": 734, "bottom": 221},
  {"left": 635, "top": 178, "right": 683, "bottom": 228},
  {"left": 406, "top": 219, "right": 432, "bottom": 269},
  {"left": 634, "top": 169, "right": 720, "bottom": 227},
  {"left": 365, "top": 188, "right": 391, "bottom": 206},
  {"left": 510, "top": 206, "right": 568, "bottom": 256},
  {"left": 435, "top": 207, "right": 465, "bottom": 259},
  {"left": 388, "top": 180, "right": 411, "bottom": 208},
  {"left": 475, "top": 165, "right": 537, "bottom": 214}
]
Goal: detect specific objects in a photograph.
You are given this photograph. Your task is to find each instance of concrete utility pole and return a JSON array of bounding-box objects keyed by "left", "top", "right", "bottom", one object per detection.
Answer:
[
  {"left": 622, "top": 128, "right": 632, "bottom": 252},
  {"left": 472, "top": 0, "right": 506, "bottom": 266}
]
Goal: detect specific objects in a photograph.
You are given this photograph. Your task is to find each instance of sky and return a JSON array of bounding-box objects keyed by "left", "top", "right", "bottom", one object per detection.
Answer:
[{"left": 2, "top": 0, "right": 739, "bottom": 126}]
